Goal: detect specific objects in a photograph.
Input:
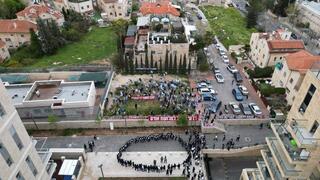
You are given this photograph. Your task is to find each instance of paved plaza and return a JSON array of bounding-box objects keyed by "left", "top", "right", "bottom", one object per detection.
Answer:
[{"left": 81, "top": 151, "right": 203, "bottom": 179}]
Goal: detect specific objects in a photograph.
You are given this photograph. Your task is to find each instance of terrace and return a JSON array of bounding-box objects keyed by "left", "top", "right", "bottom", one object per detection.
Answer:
[
  {"left": 272, "top": 123, "right": 310, "bottom": 162},
  {"left": 5, "top": 84, "right": 32, "bottom": 105},
  {"left": 261, "top": 150, "right": 282, "bottom": 180}
]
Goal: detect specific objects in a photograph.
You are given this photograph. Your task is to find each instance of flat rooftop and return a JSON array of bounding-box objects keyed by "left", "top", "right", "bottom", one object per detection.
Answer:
[
  {"left": 28, "top": 81, "right": 92, "bottom": 102},
  {"left": 6, "top": 84, "right": 32, "bottom": 104}
]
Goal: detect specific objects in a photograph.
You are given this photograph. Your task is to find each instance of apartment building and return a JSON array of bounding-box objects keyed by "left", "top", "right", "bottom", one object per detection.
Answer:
[
  {"left": 0, "top": 20, "right": 37, "bottom": 49},
  {"left": 53, "top": 0, "right": 94, "bottom": 14},
  {"left": 5, "top": 80, "right": 96, "bottom": 119},
  {"left": 99, "top": 0, "right": 131, "bottom": 21},
  {"left": 0, "top": 82, "right": 56, "bottom": 180},
  {"left": 271, "top": 50, "right": 320, "bottom": 105},
  {"left": 249, "top": 30, "right": 305, "bottom": 68},
  {"left": 241, "top": 69, "right": 320, "bottom": 180},
  {"left": 0, "top": 40, "right": 10, "bottom": 62},
  {"left": 16, "top": 4, "right": 65, "bottom": 26},
  {"left": 139, "top": 0, "right": 180, "bottom": 19},
  {"left": 297, "top": 1, "right": 320, "bottom": 35}
]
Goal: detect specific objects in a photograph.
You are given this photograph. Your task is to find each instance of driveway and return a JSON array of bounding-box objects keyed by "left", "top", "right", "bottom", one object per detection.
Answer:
[{"left": 203, "top": 40, "right": 269, "bottom": 118}]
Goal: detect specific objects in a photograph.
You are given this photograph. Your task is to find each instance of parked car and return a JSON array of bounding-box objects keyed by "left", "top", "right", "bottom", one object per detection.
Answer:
[
  {"left": 215, "top": 44, "right": 221, "bottom": 49},
  {"left": 197, "top": 13, "right": 202, "bottom": 20},
  {"left": 215, "top": 73, "right": 224, "bottom": 83},
  {"left": 219, "top": 51, "right": 226, "bottom": 56},
  {"left": 202, "top": 93, "right": 216, "bottom": 101},
  {"left": 213, "top": 67, "right": 220, "bottom": 74},
  {"left": 232, "top": 88, "right": 243, "bottom": 101},
  {"left": 227, "top": 65, "right": 238, "bottom": 73},
  {"left": 238, "top": 85, "right": 248, "bottom": 95},
  {"left": 239, "top": 103, "right": 252, "bottom": 115},
  {"left": 233, "top": 72, "right": 243, "bottom": 82},
  {"left": 200, "top": 88, "right": 217, "bottom": 95},
  {"left": 223, "top": 57, "right": 229, "bottom": 63},
  {"left": 207, "top": 100, "right": 222, "bottom": 113},
  {"left": 229, "top": 102, "right": 241, "bottom": 115},
  {"left": 249, "top": 103, "right": 262, "bottom": 116}
]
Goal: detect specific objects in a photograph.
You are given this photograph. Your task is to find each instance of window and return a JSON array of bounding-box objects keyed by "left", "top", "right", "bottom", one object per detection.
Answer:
[
  {"left": 10, "top": 126, "right": 23, "bottom": 150},
  {"left": 81, "top": 6, "right": 84, "bottom": 10},
  {"left": 310, "top": 121, "right": 319, "bottom": 134},
  {"left": 20, "top": 34, "right": 24, "bottom": 37},
  {"left": 0, "top": 103, "right": 5, "bottom": 117},
  {"left": 299, "top": 84, "right": 316, "bottom": 113},
  {"left": 0, "top": 143, "right": 13, "bottom": 166},
  {"left": 118, "top": 6, "right": 121, "bottom": 9},
  {"left": 274, "top": 57, "right": 276, "bottom": 61},
  {"left": 16, "top": 172, "right": 25, "bottom": 180},
  {"left": 5, "top": 38, "right": 11, "bottom": 42},
  {"left": 280, "top": 57, "right": 282, "bottom": 60},
  {"left": 262, "top": 54, "right": 265, "bottom": 58},
  {"left": 289, "top": 78, "right": 293, "bottom": 84},
  {"left": 119, "top": 13, "right": 122, "bottom": 16},
  {"left": 26, "top": 156, "right": 38, "bottom": 176},
  {"left": 87, "top": 5, "right": 89, "bottom": 8}
]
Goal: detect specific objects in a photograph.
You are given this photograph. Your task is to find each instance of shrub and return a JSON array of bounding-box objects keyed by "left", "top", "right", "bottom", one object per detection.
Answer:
[
  {"left": 259, "top": 83, "right": 286, "bottom": 97},
  {"left": 177, "top": 113, "right": 188, "bottom": 126},
  {"left": 247, "top": 67, "right": 274, "bottom": 78}
]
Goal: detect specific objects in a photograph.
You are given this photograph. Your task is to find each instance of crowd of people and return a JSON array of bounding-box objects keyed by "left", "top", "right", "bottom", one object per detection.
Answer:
[
  {"left": 117, "top": 131, "right": 205, "bottom": 179},
  {"left": 111, "top": 78, "right": 198, "bottom": 115}
]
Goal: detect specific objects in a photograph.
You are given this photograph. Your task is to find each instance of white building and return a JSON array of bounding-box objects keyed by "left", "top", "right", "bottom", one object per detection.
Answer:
[
  {"left": 5, "top": 80, "right": 96, "bottom": 119},
  {"left": 99, "top": 0, "right": 131, "bottom": 21},
  {"left": 0, "top": 82, "right": 56, "bottom": 180},
  {"left": 53, "top": 0, "right": 94, "bottom": 14},
  {"left": 297, "top": 1, "right": 320, "bottom": 35}
]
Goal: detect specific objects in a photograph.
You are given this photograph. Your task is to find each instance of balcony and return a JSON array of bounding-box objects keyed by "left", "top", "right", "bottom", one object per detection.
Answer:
[
  {"left": 46, "top": 160, "right": 57, "bottom": 178},
  {"left": 261, "top": 150, "right": 282, "bottom": 180},
  {"left": 272, "top": 123, "right": 310, "bottom": 162},
  {"left": 285, "top": 120, "right": 320, "bottom": 147},
  {"left": 267, "top": 137, "right": 300, "bottom": 177},
  {"left": 256, "top": 161, "right": 272, "bottom": 180}
]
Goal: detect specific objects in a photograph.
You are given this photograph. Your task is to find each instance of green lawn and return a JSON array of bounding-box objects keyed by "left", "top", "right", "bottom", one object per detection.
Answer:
[
  {"left": 200, "top": 6, "right": 257, "bottom": 48},
  {"left": 5, "top": 26, "right": 117, "bottom": 68}
]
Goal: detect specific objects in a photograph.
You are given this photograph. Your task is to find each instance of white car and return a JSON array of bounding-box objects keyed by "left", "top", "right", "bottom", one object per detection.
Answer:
[
  {"left": 197, "top": 82, "right": 213, "bottom": 89},
  {"left": 223, "top": 57, "right": 229, "bottom": 63},
  {"left": 238, "top": 85, "right": 249, "bottom": 95},
  {"left": 219, "top": 51, "right": 226, "bottom": 56},
  {"left": 229, "top": 102, "right": 241, "bottom": 115},
  {"left": 249, "top": 103, "right": 262, "bottom": 116},
  {"left": 200, "top": 88, "right": 217, "bottom": 95},
  {"left": 215, "top": 73, "right": 224, "bottom": 83},
  {"left": 227, "top": 64, "right": 238, "bottom": 73}
]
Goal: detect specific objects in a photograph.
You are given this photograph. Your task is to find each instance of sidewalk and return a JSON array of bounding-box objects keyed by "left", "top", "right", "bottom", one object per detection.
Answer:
[{"left": 81, "top": 151, "right": 203, "bottom": 179}]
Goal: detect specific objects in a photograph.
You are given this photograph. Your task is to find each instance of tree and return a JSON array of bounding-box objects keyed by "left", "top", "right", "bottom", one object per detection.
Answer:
[
  {"left": 272, "top": 0, "right": 296, "bottom": 17},
  {"left": 182, "top": 54, "right": 187, "bottom": 75},
  {"left": 154, "top": 62, "right": 158, "bottom": 72},
  {"left": 178, "top": 55, "right": 183, "bottom": 74},
  {"left": 188, "top": 58, "right": 192, "bottom": 74},
  {"left": 173, "top": 53, "right": 178, "bottom": 74},
  {"left": 28, "top": 28, "right": 43, "bottom": 58},
  {"left": 111, "top": 19, "right": 129, "bottom": 49},
  {"left": 124, "top": 55, "right": 129, "bottom": 73},
  {"left": 169, "top": 54, "right": 173, "bottom": 74},
  {"left": 145, "top": 53, "right": 149, "bottom": 69},
  {"left": 150, "top": 52, "right": 154, "bottom": 68},
  {"left": 177, "top": 113, "right": 188, "bottom": 126},
  {"left": 129, "top": 58, "right": 134, "bottom": 74},
  {"left": 140, "top": 56, "right": 144, "bottom": 68},
  {"left": 134, "top": 58, "right": 138, "bottom": 72},
  {"left": 247, "top": 7, "right": 258, "bottom": 28},
  {"left": 159, "top": 58, "right": 163, "bottom": 73},
  {"left": 164, "top": 50, "right": 169, "bottom": 72},
  {"left": 37, "top": 19, "right": 62, "bottom": 55},
  {"left": 0, "top": 0, "right": 25, "bottom": 19},
  {"left": 48, "top": 114, "right": 58, "bottom": 128}
]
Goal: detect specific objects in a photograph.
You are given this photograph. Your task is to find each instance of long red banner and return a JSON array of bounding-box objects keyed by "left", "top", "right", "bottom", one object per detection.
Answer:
[{"left": 148, "top": 114, "right": 199, "bottom": 121}]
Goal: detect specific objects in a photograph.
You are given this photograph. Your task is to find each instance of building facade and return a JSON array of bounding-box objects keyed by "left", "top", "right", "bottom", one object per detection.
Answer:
[
  {"left": 241, "top": 69, "right": 320, "bottom": 180},
  {"left": 271, "top": 50, "right": 320, "bottom": 105},
  {"left": 53, "top": 0, "right": 94, "bottom": 14},
  {"left": 0, "top": 20, "right": 37, "bottom": 50},
  {"left": 0, "top": 40, "right": 10, "bottom": 63},
  {"left": 249, "top": 30, "right": 305, "bottom": 68},
  {"left": 0, "top": 82, "right": 56, "bottom": 180},
  {"left": 16, "top": 4, "right": 65, "bottom": 26},
  {"left": 297, "top": 1, "right": 320, "bottom": 36},
  {"left": 99, "top": 0, "right": 131, "bottom": 21}
]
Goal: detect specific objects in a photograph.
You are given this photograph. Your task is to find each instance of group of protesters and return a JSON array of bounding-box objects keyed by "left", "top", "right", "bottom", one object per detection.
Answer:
[
  {"left": 111, "top": 78, "right": 198, "bottom": 115},
  {"left": 117, "top": 132, "right": 205, "bottom": 179}
]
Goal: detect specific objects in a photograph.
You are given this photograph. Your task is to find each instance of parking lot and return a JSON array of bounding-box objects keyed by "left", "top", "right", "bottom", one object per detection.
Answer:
[{"left": 197, "top": 40, "right": 268, "bottom": 120}]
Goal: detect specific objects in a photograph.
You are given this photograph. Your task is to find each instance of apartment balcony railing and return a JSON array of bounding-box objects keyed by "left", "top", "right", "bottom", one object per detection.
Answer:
[
  {"left": 288, "top": 121, "right": 320, "bottom": 146},
  {"left": 46, "top": 160, "right": 57, "bottom": 178},
  {"left": 268, "top": 137, "right": 300, "bottom": 177},
  {"left": 273, "top": 123, "right": 310, "bottom": 161},
  {"left": 261, "top": 150, "right": 282, "bottom": 180},
  {"left": 257, "top": 161, "right": 272, "bottom": 180}
]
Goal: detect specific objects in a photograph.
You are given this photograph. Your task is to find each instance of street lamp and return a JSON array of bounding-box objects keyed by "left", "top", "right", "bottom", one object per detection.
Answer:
[{"left": 98, "top": 164, "right": 104, "bottom": 178}]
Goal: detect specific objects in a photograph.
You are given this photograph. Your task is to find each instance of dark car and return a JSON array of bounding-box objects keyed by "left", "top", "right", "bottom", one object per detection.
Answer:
[
  {"left": 207, "top": 100, "right": 222, "bottom": 113},
  {"left": 202, "top": 93, "right": 216, "bottom": 101},
  {"left": 197, "top": 13, "right": 202, "bottom": 20},
  {"left": 291, "top": 33, "right": 298, "bottom": 39},
  {"left": 239, "top": 103, "right": 253, "bottom": 115},
  {"left": 232, "top": 88, "right": 244, "bottom": 101},
  {"left": 233, "top": 72, "right": 243, "bottom": 82}
]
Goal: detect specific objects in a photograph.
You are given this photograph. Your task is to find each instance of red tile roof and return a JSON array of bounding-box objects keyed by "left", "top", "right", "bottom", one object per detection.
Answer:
[
  {"left": 124, "top": 37, "right": 135, "bottom": 45},
  {"left": 16, "top": 4, "right": 63, "bottom": 20},
  {"left": 140, "top": 1, "right": 180, "bottom": 16},
  {"left": 0, "top": 40, "right": 6, "bottom": 48},
  {"left": 268, "top": 40, "right": 305, "bottom": 52},
  {"left": 0, "top": 20, "right": 37, "bottom": 33},
  {"left": 286, "top": 50, "right": 320, "bottom": 73}
]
